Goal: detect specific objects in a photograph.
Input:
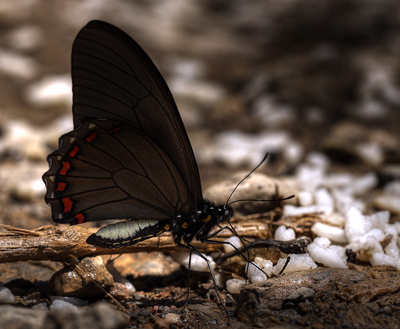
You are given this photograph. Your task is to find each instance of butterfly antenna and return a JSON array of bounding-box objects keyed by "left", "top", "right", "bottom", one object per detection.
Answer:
[
  {"left": 228, "top": 194, "right": 295, "bottom": 206},
  {"left": 225, "top": 153, "right": 269, "bottom": 206}
]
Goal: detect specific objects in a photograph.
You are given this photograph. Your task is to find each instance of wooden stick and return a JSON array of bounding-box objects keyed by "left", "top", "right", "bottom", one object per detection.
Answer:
[{"left": 0, "top": 216, "right": 273, "bottom": 263}]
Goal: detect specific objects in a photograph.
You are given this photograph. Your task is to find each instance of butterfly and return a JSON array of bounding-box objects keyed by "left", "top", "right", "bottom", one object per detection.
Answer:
[{"left": 43, "top": 20, "right": 251, "bottom": 318}]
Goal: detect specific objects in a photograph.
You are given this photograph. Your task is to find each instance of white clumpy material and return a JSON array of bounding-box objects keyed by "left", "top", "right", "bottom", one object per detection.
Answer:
[
  {"left": 0, "top": 287, "right": 15, "bottom": 304},
  {"left": 344, "top": 207, "right": 399, "bottom": 267},
  {"left": 345, "top": 206, "right": 371, "bottom": 243},
  {"left": 172, "top": 250, "right": 216, "bottom": 272},
  {"left": 223, "top": 236, "right": 243, "bottom": 253},
  {"left": 342, "top": 173, "right": 378, "bottom": 196},
  {"left": 311, "top": 222, "right": 348, "bottom": 244},
  {"left": 278, "top": 151, "right": 399, "bottom": 271},
  {"left": 308, "top": 237, "right": 348, "bottom": 269},
  {"left": 275, "top": 225, "right": 296, "bottom": 241},
  {"left": 272, "top": 254, "right": 318, "bottom": 275},
  {"left": 298, "top": 190, "right": 314, "bottom": 206},
  {"left": 226, "top": 279, "right": 246, "bottom": 294},
  {"left": 246, "top": 257, "right": 273, "bottom": 284},
  {"left": 283, "top": 204, "right": 320, "bottom": 216},
  {"left": 315, "top": 187, "right": 334, "bottom": 215}
]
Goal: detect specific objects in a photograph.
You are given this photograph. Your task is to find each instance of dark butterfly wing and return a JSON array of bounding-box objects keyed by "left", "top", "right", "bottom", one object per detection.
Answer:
[
  {"left": 43, "top": 119, "right": 190, "bottom": 224},
  {"left": 43, "top": 20, "right": 203, "bottom": 224},
  {"left": 71, "top": 20, "right": 203, "bottom": 213}
]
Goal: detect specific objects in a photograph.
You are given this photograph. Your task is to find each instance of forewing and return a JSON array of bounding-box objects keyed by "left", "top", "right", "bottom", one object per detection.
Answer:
[{"left": 71, "top": 20, "right": 203, "bottom": 213}]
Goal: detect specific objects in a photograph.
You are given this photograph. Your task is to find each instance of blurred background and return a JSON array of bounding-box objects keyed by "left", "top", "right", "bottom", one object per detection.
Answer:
[{"left": 0, "top": 0, "right": 400, "bottom": 229}]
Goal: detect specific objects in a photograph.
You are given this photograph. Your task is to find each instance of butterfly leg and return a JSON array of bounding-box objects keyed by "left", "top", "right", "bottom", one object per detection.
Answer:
[
  {"left": 176, "top": 241, "right": 231, "bottom": 322},
  {"left": 201, "top": 225, "right": 270, "bottom": 279},
  {"left": 180, "top": 248, "right": 192, "bottom": 313}
]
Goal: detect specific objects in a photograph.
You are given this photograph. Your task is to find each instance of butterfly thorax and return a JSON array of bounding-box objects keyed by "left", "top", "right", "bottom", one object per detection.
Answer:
[{"left": 172, "top": 202, "right": 233, "bottom": 244}]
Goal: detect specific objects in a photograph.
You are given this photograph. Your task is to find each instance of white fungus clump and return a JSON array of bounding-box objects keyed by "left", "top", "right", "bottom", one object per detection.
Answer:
[
  {"left": 307, "top": 237, "right": 348, "bottom": 269},
  {"left": 226, "top": 279, "right": 246, "bottom": 294},
  {"left": 274, "top": 225, "right": 296, "bottom": 241},
  {"left": 223, "top": 236, "right": 243, "bottom": 253},
  {"left": 172, "top": 250, "right": 216, "bottom": 272}
]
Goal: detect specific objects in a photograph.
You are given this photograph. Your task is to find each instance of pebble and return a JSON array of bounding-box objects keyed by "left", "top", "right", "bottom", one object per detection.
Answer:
[
  {"left": 374, "top": 195, "right": 400, "bottom": 215},
  {"left": 109, "top": 282, "right": 132, "bottom": 302},
  {"left": 203, "top": 172, "right": 298, "bottom": 215},
  {"left": 50, "top": 256, "right": 114, "bottom": 298},
  {"left": 164, "top": 312, "right": 181, "bottom": 324},
  {"left": 373, "top": 181, "right": 400, "bottom": 214},
  {"left": 0, "top": 287, "right": 15, "bottom": 304},
  {"left": 50, "top": 298, "right": 82, "bottom": 311},
  {"left": 355, "top": 142, "right": 384, "bottom": 167}
]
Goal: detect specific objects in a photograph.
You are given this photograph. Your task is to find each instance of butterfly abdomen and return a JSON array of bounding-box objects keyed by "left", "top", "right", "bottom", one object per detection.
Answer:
[{"left": 86, "top": 219, "right": 170, "bottom": 248}]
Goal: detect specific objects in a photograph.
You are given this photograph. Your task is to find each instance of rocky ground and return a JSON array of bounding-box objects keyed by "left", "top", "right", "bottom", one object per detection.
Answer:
[{"left": 1, "top": 1, "right": 400, "bottom": 328}]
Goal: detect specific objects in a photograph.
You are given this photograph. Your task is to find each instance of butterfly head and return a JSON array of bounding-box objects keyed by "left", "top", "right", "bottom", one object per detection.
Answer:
[{"left": 217, "top": 204, "right": 233, "bottom": 224}]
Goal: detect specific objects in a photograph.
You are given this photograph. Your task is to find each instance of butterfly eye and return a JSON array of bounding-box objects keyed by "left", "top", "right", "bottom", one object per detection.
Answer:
[{"left": 220, "top": 206, "right": 232, "bottom": 222}]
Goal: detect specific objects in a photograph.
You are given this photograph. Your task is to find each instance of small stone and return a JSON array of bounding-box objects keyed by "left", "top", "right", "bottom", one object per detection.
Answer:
[
  {"left": 164, "top": 312, "right": 181, "bottom": 324},
  {"left": 31, "top": 302, "right": 49, "bottom": 310},
  {"left": 373, "top": 195, "right": 400, "bottom": 215},
  {"left": 46, "top": 302, "right": 127, "bottom": 329},
  {"left": 109, "top": 282, "right": 131, "bottom": 302},
  {"left": 203, "top": 172, "right": 298, "bottom": 215},
  {"left": 50, "top": 256, "right": 114, "bottom": 298},
  {"left": 0, "top": 287, "right": 15, "bottom": 304},
  {"left": 0, "top": 305, "right": 46, "bottom": 328},
  {"left": 381, "top": 306, "right": 392, "bottom": 315},
  {"left": 50, "top": 299, "right": 79, "bottom": 311}
]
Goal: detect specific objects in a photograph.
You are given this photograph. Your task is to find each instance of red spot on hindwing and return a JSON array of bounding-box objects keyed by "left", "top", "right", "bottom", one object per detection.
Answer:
[
  {"left": 69, "top": 145, "right": 79, "bottom": 157},
  {"left": 59, "top": 162, "right": 70, "bottom": 175},
  {"left": 56, "top": 182, "right": 67, "bottom": 192},
  {"left": 109, "top": 126, "right": 120, "bottom": 134},
  {"left": 75, "top": 213, "right": 85, "bottom": 224},
  {"left": 85, "top": 133, "right": 97, "bottom": 143},
  {"left": 62, "top": 197, "right": 73, "bottom": 213}
]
